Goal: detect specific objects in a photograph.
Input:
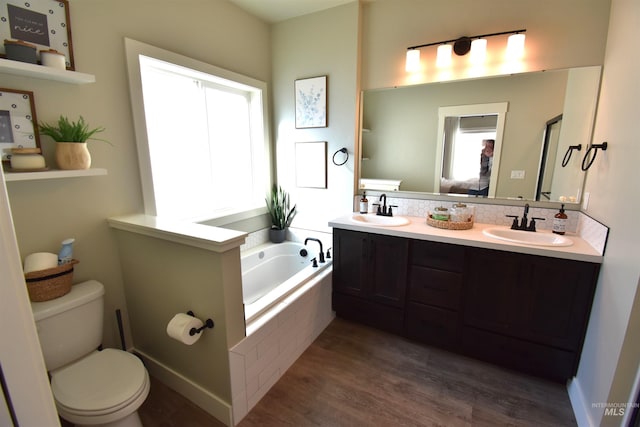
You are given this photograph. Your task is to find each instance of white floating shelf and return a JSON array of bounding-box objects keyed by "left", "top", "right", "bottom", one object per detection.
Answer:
[
  {"left": 4, "top": 168, "right": 107, "bottom": 182},
  {"left": 0, "top": 58, "right": 95, "bottom": 84}
]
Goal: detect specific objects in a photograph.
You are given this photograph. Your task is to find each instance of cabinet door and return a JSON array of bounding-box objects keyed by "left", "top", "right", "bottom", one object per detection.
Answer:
[
  {"left": 514, "top": 256, "right": 599, "bottom": 351},
  {"left": 368, "top": 234, "right": 408, "bottom": 307},
  {"left": 463, "top": 248, "right": 522, "bottom": 334},
  {"left": 332, "top": 229, "right": 367, "bottom": 296}
]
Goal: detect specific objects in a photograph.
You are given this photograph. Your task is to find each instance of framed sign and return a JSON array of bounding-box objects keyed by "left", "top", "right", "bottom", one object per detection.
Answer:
[
  {"left": 0, "top": 0, "right": 75, "bottom": 70},
  {"left": 295, "top": 141, "right": 327, "bottom": 188},
  {"left": 295, "top": 75, "right": 327, "bottom": 129},
  {"left": 0, "top": 88, "right": 40, "bottom": 161}
]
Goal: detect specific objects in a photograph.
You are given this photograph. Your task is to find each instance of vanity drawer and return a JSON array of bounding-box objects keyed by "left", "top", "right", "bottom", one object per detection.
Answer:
[
  {"left": 461, "top": 326, "right": 576, "bottom": 382},
  {"left": 406, "top": 302, "right": 458, "bottom": 349},
  {"left": 408, "top": 265, "right": 462, "bottom": 309},
  {"left": 410, "top": 240, "right": 465, "bottom": 272}
]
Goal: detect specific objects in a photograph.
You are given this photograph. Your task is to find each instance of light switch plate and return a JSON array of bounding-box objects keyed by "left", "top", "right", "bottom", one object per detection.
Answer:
[{"left": 510, "top": 170, "right": 525, "bottom": 179}]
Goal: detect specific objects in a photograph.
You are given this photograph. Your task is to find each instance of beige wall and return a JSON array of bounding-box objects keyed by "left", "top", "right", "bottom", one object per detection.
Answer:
[
  {"left": 113, "top": 230, "right": 244, "bottom": 423},
  {"left": 575, "top": 0, "right": 640, "bottom": 424},
  {"left": 361, "top": 0, "right": 610, "bottom": 89},
  {"left": 271, "top": 2, "right": 360, "bottom": 232},
  {"left": 4, "top": 0, "right": 270, "bottom": 349}
]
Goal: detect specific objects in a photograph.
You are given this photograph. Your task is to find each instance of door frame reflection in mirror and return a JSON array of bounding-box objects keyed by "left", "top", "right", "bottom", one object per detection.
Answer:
[
  {"left": 435, "top": 102, "right": 508, "bottom": 198},
  {"left": 357, "top": 66, "right": 602, "bottom": 206}
]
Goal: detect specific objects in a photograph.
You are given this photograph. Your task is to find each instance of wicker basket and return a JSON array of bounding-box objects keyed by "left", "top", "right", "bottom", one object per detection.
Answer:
[
  {"left": 25, "top": 259, "right": 78, "bottom": 302},
  {"left": 426, "top": 215, "right": 474, "bottom": 230}
]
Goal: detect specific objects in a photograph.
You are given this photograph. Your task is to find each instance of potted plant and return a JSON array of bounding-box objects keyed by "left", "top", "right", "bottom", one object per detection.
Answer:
[
  {"left": 39, "top": 115, "right": 108, "bottom": 170},
  {"left": 266, "top": 185, "right": 297, "bottom": 243}
]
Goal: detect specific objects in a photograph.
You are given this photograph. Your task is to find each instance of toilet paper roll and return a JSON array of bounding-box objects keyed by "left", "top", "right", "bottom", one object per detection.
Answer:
[
  {"left": 24, "top": 252, "right": 59, "bottom": 273},
  {"left": 166, "top": 313, "right": 204, "bottom": 345}
]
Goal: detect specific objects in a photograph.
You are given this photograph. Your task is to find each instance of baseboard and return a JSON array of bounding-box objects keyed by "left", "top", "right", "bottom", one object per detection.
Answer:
[
  {"left": 568, "top": 376, "right": 595, "bottom": 427},
  {"left": 135, "top": 349, "right": 233, "bottom": 426}
]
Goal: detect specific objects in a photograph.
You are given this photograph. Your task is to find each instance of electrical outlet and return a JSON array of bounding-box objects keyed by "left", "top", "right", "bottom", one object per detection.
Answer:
[{"left": 510, "top": 170, "right": 525, "bottom": 179}]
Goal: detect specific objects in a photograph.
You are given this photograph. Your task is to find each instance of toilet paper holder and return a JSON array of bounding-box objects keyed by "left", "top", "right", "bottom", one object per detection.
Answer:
[{"left": 186, "top": 311, "right": 214, "bottom": 336}]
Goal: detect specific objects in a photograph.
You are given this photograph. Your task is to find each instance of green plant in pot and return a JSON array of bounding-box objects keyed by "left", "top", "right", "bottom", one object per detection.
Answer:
[
  {"left": 39, "top": 115, "right": 108, "bottom": 170},
  {"left": 266, "top": 185, "right": 297, "bottom": 243}
]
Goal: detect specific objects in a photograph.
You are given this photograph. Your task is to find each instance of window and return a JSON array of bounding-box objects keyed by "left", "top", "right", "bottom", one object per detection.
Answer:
[{"left": 125, "top": 39, "right": 270, "bottom": 222}]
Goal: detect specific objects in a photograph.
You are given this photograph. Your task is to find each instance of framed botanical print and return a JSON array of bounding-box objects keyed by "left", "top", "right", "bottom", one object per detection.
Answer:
[{"left": 295, "top": 75, "right": 327, "bottom": 129}]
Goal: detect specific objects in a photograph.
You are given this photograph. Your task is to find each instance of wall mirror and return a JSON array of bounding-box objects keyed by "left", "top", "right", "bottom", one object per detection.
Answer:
[{"left": 359, "top": 66, "right": 601, "bottom": 204}]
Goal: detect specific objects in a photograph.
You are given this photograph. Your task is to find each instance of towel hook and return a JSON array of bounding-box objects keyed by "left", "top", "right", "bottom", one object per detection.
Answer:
[
  {"left": 581, "top": 142, "right": 608, "bottom": 171},
  {"left": 186, "top": 310, "right": 215, "bottom": 336},
  {"left": 561, "top": 144, "right": 582, "bottom": 167},
  {"left": 332, "top": 147, "right": 349, "bottom": 166}
]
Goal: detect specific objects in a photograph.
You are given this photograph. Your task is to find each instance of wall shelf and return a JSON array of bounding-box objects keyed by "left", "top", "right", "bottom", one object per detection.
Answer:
[
  {"left": 0, "top": 58, "right": 95, "bottom": 84},
  {"left": 4, "top": 168, "right": 107, "bottom": 182}
]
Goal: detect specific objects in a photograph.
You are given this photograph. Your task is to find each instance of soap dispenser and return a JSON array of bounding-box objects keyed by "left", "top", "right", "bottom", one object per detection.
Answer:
[
  {"left": 359, "top": 192, "right": 368, "bottom": 214},
  {"left": 552, "top": 204, "right": 568, "bottom": 235}
]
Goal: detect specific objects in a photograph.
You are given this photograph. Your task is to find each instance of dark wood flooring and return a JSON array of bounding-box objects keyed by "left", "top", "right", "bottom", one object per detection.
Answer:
[{"left": 139, "top": 317, "right": 577, "bottom": 426}]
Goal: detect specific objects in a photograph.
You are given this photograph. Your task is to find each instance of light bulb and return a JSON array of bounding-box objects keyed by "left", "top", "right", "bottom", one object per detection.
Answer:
[
  {"left": 436, "top": 44, "right": 452, "bottom": 67},
  {"left": 507, "top": 33, "right": 525, "bottom": 59},
  {"left": 470, "top": 38, "right": 487, "bottom": 64},
  {"left": 405, "top": 49, "right": 420, "bottom": 72}
]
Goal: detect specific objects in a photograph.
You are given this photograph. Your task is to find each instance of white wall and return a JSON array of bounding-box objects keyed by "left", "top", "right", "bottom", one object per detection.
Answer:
[
  {"left": 271, "top": 2, "right": 360, "bottom": 232},
  {"left": 572, "top": 0, "right": 640, "bottom": 424}
]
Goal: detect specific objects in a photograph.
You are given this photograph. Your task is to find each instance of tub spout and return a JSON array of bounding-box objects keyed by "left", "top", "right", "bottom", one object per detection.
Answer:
[{"left": 304, "top": 238, "right": 325, "bottom": 263}]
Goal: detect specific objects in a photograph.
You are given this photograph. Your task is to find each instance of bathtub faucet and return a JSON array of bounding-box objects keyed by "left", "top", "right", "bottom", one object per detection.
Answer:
[{"left": 304, "top": 238, "right": 325, "bottom": 263}]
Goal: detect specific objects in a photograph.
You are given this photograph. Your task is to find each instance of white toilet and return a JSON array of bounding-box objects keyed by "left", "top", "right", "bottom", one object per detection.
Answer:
[{"left": 31, "top": 280, "right": 150, "bottom": 427}]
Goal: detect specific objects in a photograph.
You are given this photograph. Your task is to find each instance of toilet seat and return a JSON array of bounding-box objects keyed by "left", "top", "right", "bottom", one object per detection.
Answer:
[{"left": 51, "top": 349, "right": 149, "bottom": 423}]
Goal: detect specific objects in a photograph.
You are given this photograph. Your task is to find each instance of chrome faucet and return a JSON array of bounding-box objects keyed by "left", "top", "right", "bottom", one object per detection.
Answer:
[
  {"left": 506, "top": 203, "right": 545, "bottom": 232},
  {"left": 304, "top": 238, "right": 325, "bottom": 263}
]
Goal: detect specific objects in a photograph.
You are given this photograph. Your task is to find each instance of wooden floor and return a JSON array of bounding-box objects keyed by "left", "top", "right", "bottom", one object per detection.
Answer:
[{"left": 139, "top": 317, "right": 577, "bottom": 426}]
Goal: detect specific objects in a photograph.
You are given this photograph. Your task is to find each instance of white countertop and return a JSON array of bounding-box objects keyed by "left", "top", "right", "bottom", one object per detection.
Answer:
[
  {"left": 108, "top": 214, "right": 247, "bottom": 253},
  {"left": 329, "top": 214, "right": 603, "bottom": 263}
]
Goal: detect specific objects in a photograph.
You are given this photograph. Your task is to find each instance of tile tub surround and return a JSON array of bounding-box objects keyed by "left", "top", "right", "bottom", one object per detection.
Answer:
[
  {"left": 354, "top": 195, "right": 609, "bottom": 255},
  {"left": 229, "top": 268, "right": 333, "bottom": 425}
]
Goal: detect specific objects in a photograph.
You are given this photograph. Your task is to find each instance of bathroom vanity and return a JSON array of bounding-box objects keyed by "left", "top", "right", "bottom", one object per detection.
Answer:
[{"left": 329, "top": 214, "right": 603, "bottom": 382}]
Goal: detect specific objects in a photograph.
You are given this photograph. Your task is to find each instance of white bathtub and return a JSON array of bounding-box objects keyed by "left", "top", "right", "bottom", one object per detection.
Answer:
[{"left": 241, "top": 241, "right": 332, "bottom": 325}]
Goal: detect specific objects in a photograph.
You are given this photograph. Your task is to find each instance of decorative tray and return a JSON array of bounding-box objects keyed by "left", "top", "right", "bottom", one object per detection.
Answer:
[{"left": 426, "top": 215, "right": 474, "bottom": 230}]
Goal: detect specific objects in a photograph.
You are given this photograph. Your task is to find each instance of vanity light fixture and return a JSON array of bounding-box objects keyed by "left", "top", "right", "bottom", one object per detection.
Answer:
[{"left": 405, "top": 29, "right": 526, "bottom": 72}]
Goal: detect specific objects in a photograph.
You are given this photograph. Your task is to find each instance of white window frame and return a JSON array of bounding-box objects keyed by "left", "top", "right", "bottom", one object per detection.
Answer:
[{"left": 124, "top": 38, "right": 271, "bottom": 223}]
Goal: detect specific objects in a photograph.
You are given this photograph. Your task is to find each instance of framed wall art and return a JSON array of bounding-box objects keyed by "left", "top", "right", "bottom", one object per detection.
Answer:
[
  {"left": 0, "top": 88, "right": 41, "bottom": 161},
  {"left": 0, "top": 0, "right": 75, "bottom": 70},
  {"left": 295, "top": 141, "right": 327, "bottom": 188},
  {"left": 295, "top": 75, "right": 327, "bottom": 129}
]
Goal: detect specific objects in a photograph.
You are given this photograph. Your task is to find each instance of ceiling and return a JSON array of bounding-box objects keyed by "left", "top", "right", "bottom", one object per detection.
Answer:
[{"left": 227, "top": 0, "right": 355, "bottom": 23}]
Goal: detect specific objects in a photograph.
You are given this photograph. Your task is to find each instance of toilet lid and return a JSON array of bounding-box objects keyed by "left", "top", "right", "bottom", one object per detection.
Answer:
[{"left": 51, "top": 349, "right": 147, "bottom": 413}]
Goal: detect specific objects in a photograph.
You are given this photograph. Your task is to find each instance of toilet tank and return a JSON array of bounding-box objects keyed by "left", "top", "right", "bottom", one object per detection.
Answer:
[{"left": 31, "top": 280, "right": 105, "bottom": 371}]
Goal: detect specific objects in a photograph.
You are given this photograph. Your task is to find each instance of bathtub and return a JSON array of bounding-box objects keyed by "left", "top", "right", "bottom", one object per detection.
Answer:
[{"left": 241, "top": 241, "right": 332, "bottom": 326}]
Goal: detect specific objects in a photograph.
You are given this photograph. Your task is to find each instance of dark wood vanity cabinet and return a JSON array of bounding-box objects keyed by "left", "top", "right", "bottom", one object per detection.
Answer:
[
  {"left": 332, "top": 229, "right": 408, "bottom": 334},
  {"left": 405, "top": 240, "right": 465, "bottom": 349},
  {"left": 462, "top": 247, "right": 599, "bottom": 381},
  {"left": 331, "top": 227, "right": 600, "bottom": 382}
]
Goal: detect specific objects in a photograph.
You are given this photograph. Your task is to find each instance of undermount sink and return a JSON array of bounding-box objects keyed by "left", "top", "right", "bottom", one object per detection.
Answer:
[
  {"left": 351, "top": 214, "right": 410, "bottom": 227},
  {"left": 483, "top": 227, "right": 573, "bottom": 247}
]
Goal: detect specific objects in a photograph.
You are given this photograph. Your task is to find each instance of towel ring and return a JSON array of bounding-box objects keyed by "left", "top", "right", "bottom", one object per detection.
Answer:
[
  {"left": 581, "top": 142, "right": 608, "bottom": 171},
  {"left": 332, "top": 147, "right": 349, "bottom": 166},
  {"left": 561, "top": 144, "right": 582, "bottom": 167}
]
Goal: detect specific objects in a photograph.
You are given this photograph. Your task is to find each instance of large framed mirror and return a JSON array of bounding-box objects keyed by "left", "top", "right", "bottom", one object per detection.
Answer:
[{"left": 358, "top": 66, "right": 601, "bottom": 204}]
